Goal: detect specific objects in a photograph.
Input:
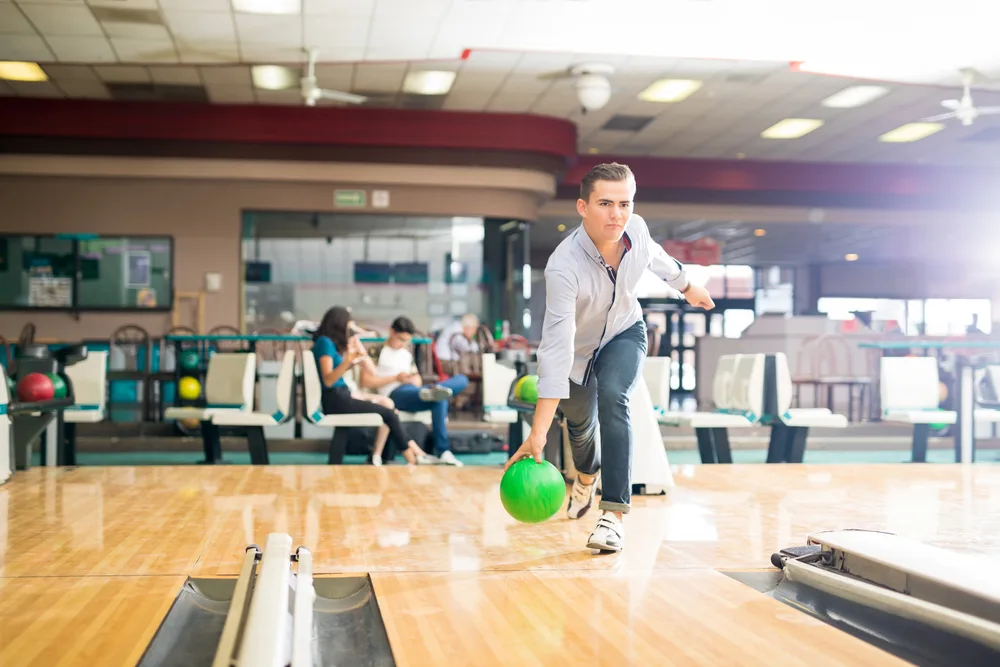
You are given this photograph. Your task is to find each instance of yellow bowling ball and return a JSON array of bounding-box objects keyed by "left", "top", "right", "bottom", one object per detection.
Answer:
[{"left": 178, "top": 376, "right": 202, "bottom": 400}]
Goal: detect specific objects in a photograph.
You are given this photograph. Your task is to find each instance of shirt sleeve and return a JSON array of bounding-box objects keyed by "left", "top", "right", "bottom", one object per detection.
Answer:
[
  {"left": 535, "top": 268, "right": 578, "bottom": 399},
  {"left": 313, "top": 337, "right": 343, "bottom": 387},
  {"left": 647, "top": 237, "right": 689, "bottom": 291}
]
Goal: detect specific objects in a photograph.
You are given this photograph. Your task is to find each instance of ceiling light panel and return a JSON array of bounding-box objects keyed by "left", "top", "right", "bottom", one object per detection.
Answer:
[
  {"left": 0, "top": 61, "right": 47, "bottom": 82},
  {"left": 761, "top": 118, "right": 823, "bottom": 139},
  {"left": 251, "top": 65, "right": 297, "bottom": 90},
  {"left": 403, "top": 70, "right": 456, "bottom": 95},
  {"left": 232, "top": 0, "right": 301, "bottom": 15},
  {"left": 821, "top": 85, "right": 889, "bottom": 108},
  {"left": 638, "top": 79, "right": 702, "bottom": 103},
  {"left": 879, "top": 122, "right": 944, "bottom": 143}
]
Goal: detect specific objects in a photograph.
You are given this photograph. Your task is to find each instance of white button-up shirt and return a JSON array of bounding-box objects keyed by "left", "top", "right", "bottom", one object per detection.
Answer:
[{"left": 535, "top": 213, "right": 688, "bottom": 399}]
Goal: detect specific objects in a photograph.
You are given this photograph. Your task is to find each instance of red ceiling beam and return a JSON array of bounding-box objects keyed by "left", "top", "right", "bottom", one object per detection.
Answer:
[
  {"left": 0, "top": 97, "right": 578, "bottom": 159},
  {"left": 565, "top": 154, "right": 999, "bottom": 198}
]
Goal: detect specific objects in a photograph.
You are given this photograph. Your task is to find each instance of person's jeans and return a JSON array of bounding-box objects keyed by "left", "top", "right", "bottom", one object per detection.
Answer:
[
  {"left": 389, "top": 374, "right": 469, "bottom": 454},
  {"left": 560, "top": 320, "right": 647, "bottom": 514}
]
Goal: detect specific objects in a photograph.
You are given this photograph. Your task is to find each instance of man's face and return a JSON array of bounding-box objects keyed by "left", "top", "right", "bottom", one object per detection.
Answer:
[
  {"left": 389, "top": 330, "right": 411, "bottom": 349},
  {"left": 577, "top": 179, "right": 634, "bottom": 246}
]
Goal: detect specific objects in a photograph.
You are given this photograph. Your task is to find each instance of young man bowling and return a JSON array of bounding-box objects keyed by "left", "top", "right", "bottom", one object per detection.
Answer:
[{"left": 505, "top": 162, "right": 715, "bottom": 552}]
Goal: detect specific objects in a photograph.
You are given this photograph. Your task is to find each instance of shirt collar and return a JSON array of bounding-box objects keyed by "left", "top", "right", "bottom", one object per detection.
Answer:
[{"left": 574, "top": 221, "right": 633, "bottom": 263}]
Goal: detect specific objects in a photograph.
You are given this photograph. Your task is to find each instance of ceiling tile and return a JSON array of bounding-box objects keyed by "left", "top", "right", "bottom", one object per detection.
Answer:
[
  {"left": 46, "top": 36, "right": 117, "bottom": 62},
  {"left": 112, "top": 38, "right": 179, "bottom": 63},
  {"left": 163, "top": 11, "right": 236, "bottom": 41},
  {"left": 239, "top": 43, "right": 302, "bottom": 63},
  {"left": 148, "top": 65, "right": 201, "bottom": 84},
  {"left": 450, "top": 69, "right": 508, "bottom": 94},
  {"left": 178, "top": 43, "right": 240, "bottom": 64},
  {"left": 303, "top": 15, "right": 369, "bottom": 51},
  {"left": 0, "top": 3, "right": 36, "bottom": 35},
  {"left": 101, "top": 22, "right": 171, "bottom": 41},
  {"left": 40, "top": 64, "right": 98, "bottom": 80},
  {"left": 487, "top": 94, "right": 541, "bottom": 113},
  {"left": 0, "top": 80, "right": 15, "bottom": 97},
  {"left": 442, "top": 92, "right": 491, "bottom": 111},
  {"left": 0, "top": 34, "right": 54, "bottom": 60},
  {"left": 94, "top": 64, "right": 150, "bottom": 83},
  {"left": 6, "top": 80, "right": 64, "bottom": 98},
  {"left": 304, "top": 0, "right": 374, "bottom": 14},
  {"left": 19, "top": 5, "right": 104, "bottom": 36},
  {"left": 254, "top": 89, "right": 302, "bottom": 106},
  {"left": 353, "top": 62, "right": 406, "bottom": 93},
  {"left": 89, "top": 0, "right": 160, "bottom": 8},
  {"left": 198, "top": 65, "right": 252, "bottom": 86},
  {"left": 205, "top": 82, "right": 256, "bottom": 104},
  {"left": 55, "top": 78, "right": 110, "bottom": 99},
  {"left": 234, "top": 14, "right": 302, "bottom": 45},
  {"left": 313, "top": 63, "right": 355, "bottom": 91},
  {"left": 160, "top": 0, "right": 232, "bottom": 9}
]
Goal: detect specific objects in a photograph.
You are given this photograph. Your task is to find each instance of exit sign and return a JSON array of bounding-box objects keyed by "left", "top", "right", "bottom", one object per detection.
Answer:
[{"left": 334, "top": 189, "right": 366, "bottom": 208}]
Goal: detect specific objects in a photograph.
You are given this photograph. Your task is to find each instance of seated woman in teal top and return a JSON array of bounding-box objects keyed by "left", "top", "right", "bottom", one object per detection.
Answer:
[{"left": 312, "top": 306, "right": 431, "bottom": 466}]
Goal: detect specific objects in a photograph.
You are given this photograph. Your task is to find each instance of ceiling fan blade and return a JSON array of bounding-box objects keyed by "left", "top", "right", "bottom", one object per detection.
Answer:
[
  {"left": 318, "top": 89, "right": 368, "bottom": 104},
  {"left": 973, "top": 106, "right": 1000, "bottom": 115},
  {"left": 921, "top": 112, "right": 958, "bottom": 122},
  {"left": 536, "top": 67, "right": 573, "bottom": 81},
  {"left": 941, "top": 99, "right": 961, "bottom": 110}
]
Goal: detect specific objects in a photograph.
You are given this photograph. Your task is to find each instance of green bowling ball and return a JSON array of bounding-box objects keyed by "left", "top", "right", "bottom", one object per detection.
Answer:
[
  {"left": 499, "top": 457, "right": 566, "bottom": 524},
  {"left": 180, "top": 350, "right": 200, "bottom": 371},
  {"left": 47, "top": 373, "right": 67, "bottom": 399},
  {"left": 518, "top": 374, "right": 539, "bottom": 403}
]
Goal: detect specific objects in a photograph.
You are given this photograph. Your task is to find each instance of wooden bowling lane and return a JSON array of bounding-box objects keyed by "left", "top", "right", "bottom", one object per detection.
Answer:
[
  {"left": 5, "top": 463, "right": 1000, "bottom": 578},
  {"left": 372, "top": 569, "right": 910, "bottom": 667},
  {"left": 0, "top": 575, "right": 184, "bottom": 667}
]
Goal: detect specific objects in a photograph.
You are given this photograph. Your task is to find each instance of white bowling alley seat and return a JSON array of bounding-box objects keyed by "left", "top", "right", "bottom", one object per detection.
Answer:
[
  {"left": 212, "top": 350, "right": 297, "bottom": 464},
  {"left": 61, "top": 350, "right": 109, "bottom": 465},
  {"left": 879, "top": 356, "right": 957, "bottom": 462}
]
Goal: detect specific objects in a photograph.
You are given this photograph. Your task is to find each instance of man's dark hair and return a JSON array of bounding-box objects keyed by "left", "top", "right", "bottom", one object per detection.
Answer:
[
  {"left": 580, "top": 162, "right": 635, "bottom": 202},
  {"left": 390, "top": 316, "right": 417, "bottom": 335}
]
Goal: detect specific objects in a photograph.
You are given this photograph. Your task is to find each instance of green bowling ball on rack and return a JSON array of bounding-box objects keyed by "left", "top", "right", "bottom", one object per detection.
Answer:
[{"left": 179, "top": 350, "right": 200, "bottom": 371}]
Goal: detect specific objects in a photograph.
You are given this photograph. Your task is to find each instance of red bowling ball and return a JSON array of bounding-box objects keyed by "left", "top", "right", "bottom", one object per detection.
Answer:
[{"left": 17, "top": 372, "right": 55, "bottom": 402}]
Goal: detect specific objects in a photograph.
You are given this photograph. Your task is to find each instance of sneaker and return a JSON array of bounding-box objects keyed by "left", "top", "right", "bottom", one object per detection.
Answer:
[
  {"left": 438, "top": 450, "right": 463, "bottom": 467},
  {"left": 419, "top": 386, "right": 453, "bottom": 402},
  {"left": 372, "top": 454, "right": 383, "bottom": 467},
  {"left": 566, "top": 473, "right": 599, "bottom": 520},
  {"left": 415, "top": 452, "right": 436, "bottom": 465},
  {"left": 586, "top": 512, "right": 624, "bottom": 552}
]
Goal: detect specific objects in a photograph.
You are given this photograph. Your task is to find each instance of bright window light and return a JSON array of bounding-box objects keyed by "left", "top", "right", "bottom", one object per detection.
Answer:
[
  {"left": 251, "top": 65, "right": 297, "bottom": 90},
  {"left": 761, "top": 118, "right": 823, "bottom": 139},
  {"left": 232, "top": 0, "right": 300, "bottom": 14},
  {"left": 638, "top": 79, "right": 702, "bottom": 103},
  {"left": 0, "top": 61, "right": 47, "bottom": 82},
  {"left": 879, "top": 122, "right": 944, "bottom": 143},
  {"left": 403, "top": 71, "right": 456, "bottom": 95},
  {"left": 821, "top": 85, "right": 889, "bottom": 108}
]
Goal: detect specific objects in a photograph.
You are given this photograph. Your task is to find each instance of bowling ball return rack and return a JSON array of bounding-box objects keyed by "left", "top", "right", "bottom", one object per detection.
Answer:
[{"left": 8, "top": 343, "right": 87, "bottom": 470}]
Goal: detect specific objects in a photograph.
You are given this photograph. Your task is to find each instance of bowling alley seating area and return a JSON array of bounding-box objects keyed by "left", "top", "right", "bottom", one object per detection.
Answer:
[{"left": 7, "top": 318, "right": 1000, "bottom": 473}]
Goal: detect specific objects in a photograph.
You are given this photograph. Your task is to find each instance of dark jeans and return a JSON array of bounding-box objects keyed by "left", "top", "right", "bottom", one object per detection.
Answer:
[
  {"left": 560, "top": 320, "right": 647, "bottom": 514},
  {"left": 322, "top": 386, "right": 410, "bottom": 459},
  {"left": 389, "top": 374, "right": 469, "bottom": 454}
]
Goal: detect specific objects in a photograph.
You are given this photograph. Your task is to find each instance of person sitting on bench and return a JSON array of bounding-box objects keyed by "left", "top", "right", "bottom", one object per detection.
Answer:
[{"left": 360, "top": 316, "right": 468, "bottom": 466}]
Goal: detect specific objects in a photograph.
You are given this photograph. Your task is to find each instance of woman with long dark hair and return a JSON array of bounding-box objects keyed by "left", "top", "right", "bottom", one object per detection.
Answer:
[{"left": 312, "top": 306, "right": 431, "bottom": 465}]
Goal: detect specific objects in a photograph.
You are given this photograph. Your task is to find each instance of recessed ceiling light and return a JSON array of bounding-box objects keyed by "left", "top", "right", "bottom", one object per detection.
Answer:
[
  {"left": 0, "top": 61, "right": 47, "bottom": 82},
  {"left": 845, "top": 253, "right": 858, "bottom": 262},
  {"left": 878, "top": 122, "right": 944, "bottom": 143},
  {"left": 821, "top": 85, "right": 889, "bottom": 108},
  {"left": 736, "top": 152, "right": 746, "bottom": 159},
  {"left": 754, "top": 228, "right": 766, "bottom": 237},
  {"left": 557, "top": 224, "right": 566, "bottom": 232},
  {"left": 232, "top": 0, "right": 300, "bottom": 14},
  {"left": 587, "top": 147, "right": 600, "bottom": 154},
  {"left": 761, "top": 118, "right": 823, "bottom": 139},
  {"left": 251, "top": 65, "right": 297, "bottom": 90},
  {"left": 638, "top": 79, "right": 702, "bottom": 103},
  {"left": 403, "top": 71, "right": 456, "bottom": 95}
]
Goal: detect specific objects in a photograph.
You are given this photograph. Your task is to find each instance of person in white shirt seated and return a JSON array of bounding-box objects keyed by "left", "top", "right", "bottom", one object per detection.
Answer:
[
  {"left": 434, "top": 313, "right": 481, "bottom": 364},
  {"left": 360, "top": 316, "right": 468, "bottom": 466}
]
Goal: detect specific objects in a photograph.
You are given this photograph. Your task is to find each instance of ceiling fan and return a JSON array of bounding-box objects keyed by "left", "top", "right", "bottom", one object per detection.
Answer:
[
  {"left": 300, "top": 47, "right": 367, "bottom": 106},
  {"left": 922, "top": 67, "right": 1000, "bottom": 126},
  {"left": 536, "top": 62, "right": 616, "bottom": 113}
]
